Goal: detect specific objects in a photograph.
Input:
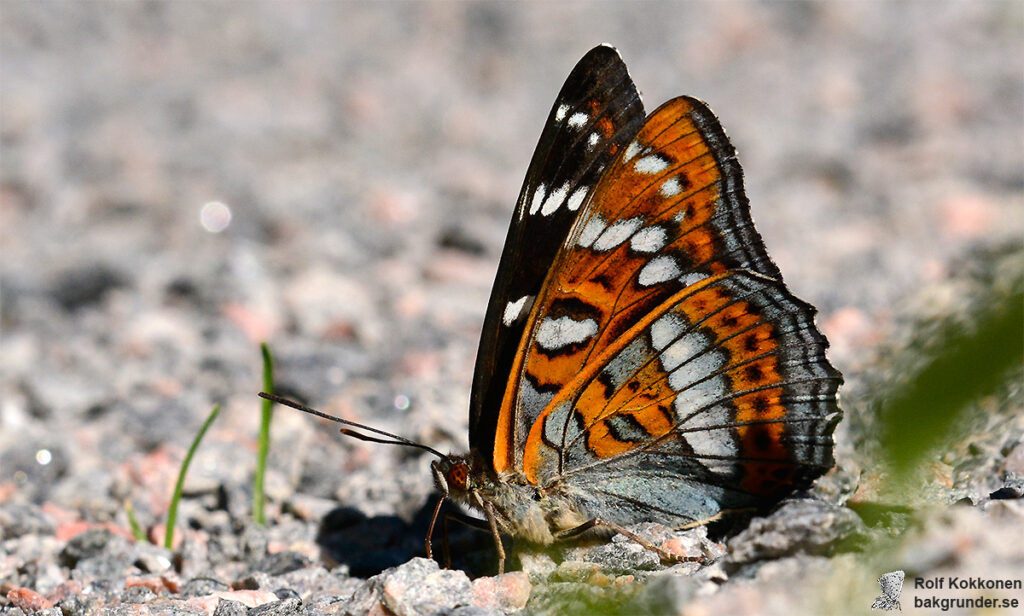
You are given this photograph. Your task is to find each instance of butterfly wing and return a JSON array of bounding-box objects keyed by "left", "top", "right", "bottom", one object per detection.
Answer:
[
  {"left": 493, "top": 96, "right": 807, "bottom": 472},
  {"left": 878, "top": 571, "right": 905, "bottom": 598},
  {"left": 469, "top": 45, "right": 645, "bottom": 463},
  {"left": 522, "top": 270, "right": 842, "bottom": 524}
]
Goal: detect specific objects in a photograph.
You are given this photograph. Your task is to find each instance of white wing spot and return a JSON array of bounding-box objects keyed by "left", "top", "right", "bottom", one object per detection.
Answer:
[
  {"left": 635, "top": 155, "right": 669, "bottom": 175},
  {"left": 566, "top": 186, "right": 588, "bottom": 212},
  {"left": 587, "top": 132, "right": 600, "bottom": 149},
  {"left": 650, "top": 313, "right": 685, "bottom": 350},
  {"left": 679, "top": 272, "right": 709, "bottom": 288},
  {"left": 541, "top": 182, "right": 569, "bottom": 216},
  {"left": 555, "top": 104, "right": 569, "bottom": 122},
  {"left": 502, "top": 295, "right": 530, "bottom": 326},
  {"left": 671, "top": 366, "right": 727, "bottom": 401},
  {"left": 577, "top": 216, "right": 607, "bottom": 248},
  {"left": 660, "top": 177, "right": 682, "bottom": 197},
  {"left": 567, "top": 112, "right": 589, "bottom": 129},
  {"left": 673, "top": 210, "right": 687, "bottom": 223},
  {"left": 630, "top": 226, "right": 667, "bottom": 253},
  {"left": 682, "top": 427, "right": 737, "bottom": 474},
  {"left": 660, "top": 331, "right": 709, "bottom": 372},
  {"left": 624, "top": 141, "right": 643, "bottom": 162},
  {"left": 529, "top": 184, "right": 547, "bottom": 215},
  {"left": 536, "top": 316, "right": 599, "bottom": 350},
  {"left": 638, "top": 255, "right": 681, "bottom": 286},
  {"left": 593, "top": 218, "right": 643, "bottom": 252}
]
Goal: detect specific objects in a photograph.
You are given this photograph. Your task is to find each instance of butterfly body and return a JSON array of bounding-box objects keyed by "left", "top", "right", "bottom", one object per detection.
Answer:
[{"left": 434, "top": 455, "right": 589, "bottom": 544}]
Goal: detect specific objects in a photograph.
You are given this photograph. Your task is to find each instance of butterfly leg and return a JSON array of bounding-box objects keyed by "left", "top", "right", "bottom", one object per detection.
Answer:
[
  {"left": 440, "top": 513, "right": 452, "bottom": 569},
  {"left": 444, "top": 508, "right": 513, "bottom": 570},
  {"left": 472, "top": 492, "right": 507, "bottom": 575},
  {"left": 424, "top": 496, "right": 446, "bottom": 562},
  {"left": 557, "top": 518, "right": 702, "bottom": 565}
]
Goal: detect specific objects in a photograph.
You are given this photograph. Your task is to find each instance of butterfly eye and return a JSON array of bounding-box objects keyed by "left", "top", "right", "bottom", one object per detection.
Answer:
[{"left": 447, "top": 462, "right": 470, "bottom": 492}]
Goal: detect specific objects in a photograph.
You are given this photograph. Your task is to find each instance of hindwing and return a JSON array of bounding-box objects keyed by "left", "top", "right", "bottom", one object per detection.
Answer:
[{"left": 522, "top": 271, "right": 842, "bottom": 508}]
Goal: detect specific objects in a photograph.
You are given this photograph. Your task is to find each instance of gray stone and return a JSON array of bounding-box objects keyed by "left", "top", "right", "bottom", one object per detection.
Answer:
[
  {"left": 181, "top": 576, "right": 232, "bottom": 598},
  {"left": 255, "top": 551, "right": 310, "bottom": 576},
  {"left": 345, "top": 558, "right": 474, "bottom": 616},
  {"left": 213, "top": 599, "right": 248, "bottom": 616},
  {"left": 247, "top": 597, "right": 302, "bottom": 616},
  {"left": 59, "top": 529, "right": 129, "bottom": 568},
  {"left": 0, "top": 504, "right": 55, "bottom": 540},
  {"left": 726, "top": 499, "right": 865, "bottom": 565},
  {"left": 121, "top": 584, "right": 156, "bottom": 604}
]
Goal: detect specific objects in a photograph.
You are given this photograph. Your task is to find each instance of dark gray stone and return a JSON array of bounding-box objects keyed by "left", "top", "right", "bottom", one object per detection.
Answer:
[
  {"left": 233, "top": 572, "right": 274, "bottom": 591},
  {"left": 121, "top": 584, "right": 156, "bottom": 604},
  {"left": 0, "top": 503, "right": 55, "bottom": 539},
  {"left": 255, "top": 551, "right": 310, "bottom": 576},
  {"left": 181, "top": 576, "right": 232, "bottom": 598},
  {"left": 272, "top": 588, "right": 300, "bottom": 601},
  {"left": 60, "top": 529, "right": 125, "bottom": 567},
  {"left": 246, "top": 597, "right": 301, "bottom": 616},
  {"left": 303, "top": 595, "right": 349, "bottom": 616},
  {"left": 726, "top": 498, "right": 866, "bottom": 565},
  {"left": 56, "top": 593, "right": 99, "bottom": 616},
  {"left": 213, "top": 599, "right": 248, "bottom": 616},
  {"left": 50, "top": 265, "right": 127, "bottom": 311}
]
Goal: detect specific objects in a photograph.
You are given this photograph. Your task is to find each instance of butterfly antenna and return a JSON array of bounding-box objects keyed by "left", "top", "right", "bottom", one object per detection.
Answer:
[{"left": 258, "top": 392, "right": 446, "bottom": 458}]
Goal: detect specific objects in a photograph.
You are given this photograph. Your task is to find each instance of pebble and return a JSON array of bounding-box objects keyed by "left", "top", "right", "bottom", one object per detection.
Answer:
[
  {"left": 5, "top": 588, "right": 52, "bottom": 612},
  {"left": 726, "top": 498, "right": 866, "bottom": 565}
]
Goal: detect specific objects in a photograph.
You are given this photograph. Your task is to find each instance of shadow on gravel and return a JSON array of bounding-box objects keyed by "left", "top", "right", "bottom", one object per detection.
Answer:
[{"left": 316, "top": 494, "right": 502, "bottom": 578}]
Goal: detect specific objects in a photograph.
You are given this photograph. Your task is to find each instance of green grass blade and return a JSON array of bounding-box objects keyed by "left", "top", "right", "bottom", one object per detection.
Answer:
[
  {"left": 254, "top": 342, "right": 275, "bottom": 525},
  {"left": 165, "top": 403, "right": 221, "bottom": 549},
  {"left": 124, "top": 499, "right": 147, "bottom": 543}
]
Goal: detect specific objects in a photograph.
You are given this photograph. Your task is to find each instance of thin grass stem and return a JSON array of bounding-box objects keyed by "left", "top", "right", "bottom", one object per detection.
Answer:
[
  {"left": 165, "top": 403, "right": 221, "bottom": 549},
  {"left": 254, "top": 342, "right": 274, "bottom": 525}
]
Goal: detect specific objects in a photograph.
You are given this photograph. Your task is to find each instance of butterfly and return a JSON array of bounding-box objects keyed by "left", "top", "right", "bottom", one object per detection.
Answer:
[
  {"left": 263, "top": 44, "right": 842, "bottom": 574},
  {"left": 871, "top": 570, "right": 904, "bottom": 611}
]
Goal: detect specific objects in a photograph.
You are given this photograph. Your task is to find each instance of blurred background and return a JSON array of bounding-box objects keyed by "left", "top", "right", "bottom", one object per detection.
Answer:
[{"left": 1, "top": 0, "right": 1021, "bottom": 575}]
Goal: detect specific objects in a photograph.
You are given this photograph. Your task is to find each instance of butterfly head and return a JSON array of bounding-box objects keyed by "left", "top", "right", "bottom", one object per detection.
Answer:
[{"left": 431, "top": 453, "right": 476, "bottom": 497}]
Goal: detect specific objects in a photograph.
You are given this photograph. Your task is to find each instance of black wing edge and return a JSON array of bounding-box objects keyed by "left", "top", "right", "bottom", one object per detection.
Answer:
[{"left": 468, "top": 45, "right": 646, "bottom": 461}]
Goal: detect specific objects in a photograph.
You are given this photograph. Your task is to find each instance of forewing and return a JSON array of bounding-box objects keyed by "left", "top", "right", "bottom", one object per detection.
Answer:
[
  {"left": 494, "top": 96, "right": 785, "bottom": 472},
  {"left": 878, "top": 571, "right": 904, "bottom": 598},
  {"left": 522, "top": 271, "right": 842, "bottom": 523},
  {"left": 469, "top": 45, "right": 645, "bottom": 462}
]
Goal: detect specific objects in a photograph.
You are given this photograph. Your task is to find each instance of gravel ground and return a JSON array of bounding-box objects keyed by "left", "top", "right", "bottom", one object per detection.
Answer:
[{"left": 2, "top": 2, "right": 1022, "bottom": 615}]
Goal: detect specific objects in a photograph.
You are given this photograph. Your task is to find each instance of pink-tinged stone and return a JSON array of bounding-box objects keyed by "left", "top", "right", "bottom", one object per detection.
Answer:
[
  {"left": 221, "top": 302, "right": 277, "bottom": 343},
  {"left": 471, "top": 571, "right": 531, "bottom": 610},
  {"left": 56, "top": 520, "right": 135, "bottom": 543},
  {"left": 941, "top": 193, "right": 996, "bottom": 239},
  {"left": 160, "top": 571, "right": 182, "bottom": 593},
  {"left": 185, "top": 590, "right": 280, "bottom": 615},
  {"left": 662, "top": 536, "right": 700, "bottom": 560},
  {"left": 6, "top": 587, "right": 53, "bottom": 612},
  {"left": 40, "top": 503, "right": 77, "bottom": 525},
  {"left": 46, "top": 580, "right": 82, "bottom": 604},
  {"left": 0, "top": 482, "right": 17, "bottom": 503},
  {"left": 1003, "top": 442, "right": 1024, "bottom": 475},
  {"left": 822, "top": 306, "right": 877, "bottom": 359},
  {"left": 611, "top": 575, "right": 637, "bottom": 589},
  {"left": 148, "top": 523, "right": 183, "bottom": 550},
  {"left": 126, "top": 576, "right": 165, "bottom": 595}
]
